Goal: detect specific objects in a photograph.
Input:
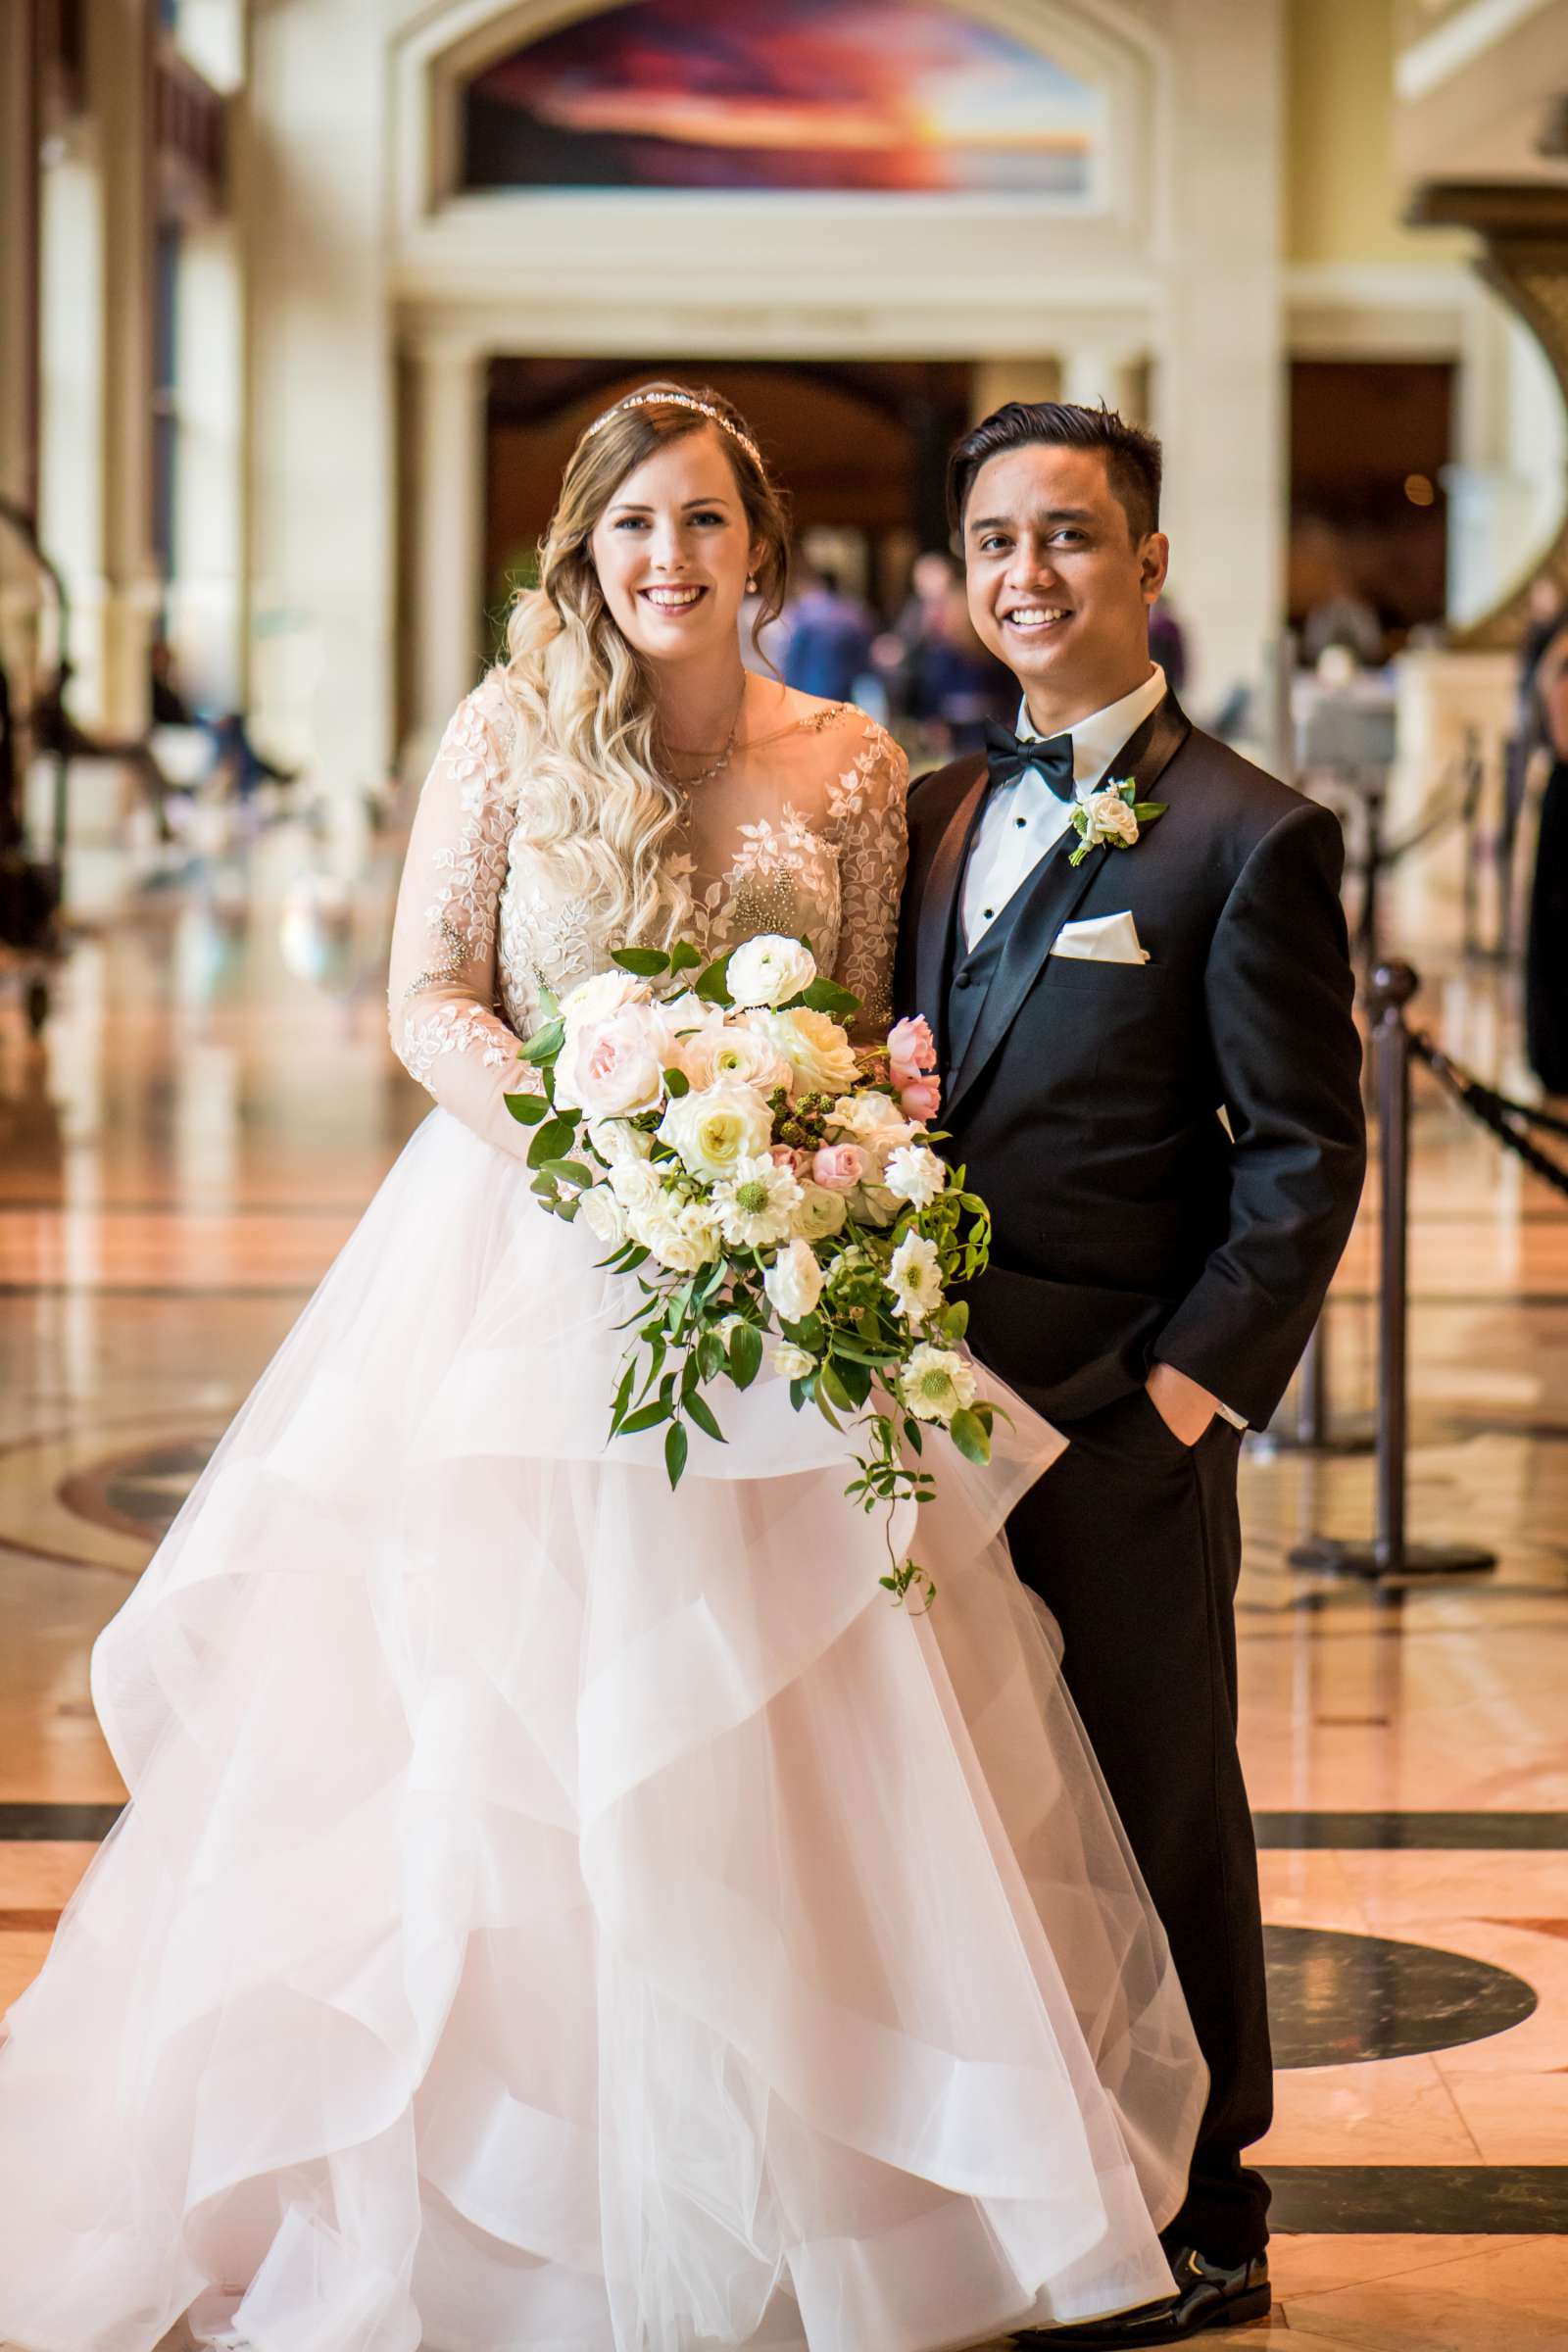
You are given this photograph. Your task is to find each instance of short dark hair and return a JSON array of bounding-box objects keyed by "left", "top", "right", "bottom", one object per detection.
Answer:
[{"left": 947, "top": 401, "right": 1163, "bottom": 543}]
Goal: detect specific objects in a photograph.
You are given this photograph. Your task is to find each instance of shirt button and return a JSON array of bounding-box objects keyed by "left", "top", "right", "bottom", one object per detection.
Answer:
[
  {"left": 1015, "top": 816, "right": 1026, "bottom": 829},
  {"left": 983, "top": 907, "right": 995, "bottom": 920}
]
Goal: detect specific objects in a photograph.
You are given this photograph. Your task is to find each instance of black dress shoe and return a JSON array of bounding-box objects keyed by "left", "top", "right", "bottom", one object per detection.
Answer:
[{"left": 1021, "top": 2245, "right": 1271, "bottom": 2345}]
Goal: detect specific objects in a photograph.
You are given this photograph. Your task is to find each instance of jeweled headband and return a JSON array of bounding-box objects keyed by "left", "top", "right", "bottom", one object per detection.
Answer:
[{"left": 585, "top": 391, "right": 765, "bottom": 472}]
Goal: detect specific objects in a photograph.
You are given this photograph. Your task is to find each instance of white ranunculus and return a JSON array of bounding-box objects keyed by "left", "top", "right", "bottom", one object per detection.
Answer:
[
  {"left": 771, "top": 1343, "right": 816, "bottom": 1381},
  {"left": 711, "top": 1153, "right": 804, "bottom": 1250},
  {"left": 884, "top": 1229, "right": 945, "bottom": 1327},
  {"left": 658, "top": 1080, "right": 775, "bottom": 1183},
  {"left": 587, "top": 1117, "right": 654, "bottom": 1168},
  {"left": 579, "top": 1184, "right": 630, "bottom": 1247},
  {"left": 679, "top": 1022, "right": 794, "bottom": 1097},
  {"left": 763, "top": 1237, "right": 824, "bottom": 1324},
  {"left": 726, "top": 934, "right": 817, "bottom": 1009},
  {"left": 791, "top": 1181, "right": 849, "bottom": 1243},
  {"left": 749, "top": 1008, "right": 859, "bottom": 1098},
  {"left": 607, "top": 1159, "right": 663, "bottom": 1212},
  {"left": 901, "top": 1343, "right": 977, "bottom": 1425},
  {"left": 633, "top": 1198, "right": 722, "bottom": 1273},
  {"left": 884, "top": 1144, "right": 949, "bottom": 1209},
  {"left": 828, "top": 1092, "right": 915, "bottom": 1147}
]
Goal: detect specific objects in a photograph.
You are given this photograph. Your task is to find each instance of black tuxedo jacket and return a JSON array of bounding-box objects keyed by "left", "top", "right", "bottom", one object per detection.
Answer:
[{"left": 895, "top": 691, "right": 1367, "bottom": 1427}]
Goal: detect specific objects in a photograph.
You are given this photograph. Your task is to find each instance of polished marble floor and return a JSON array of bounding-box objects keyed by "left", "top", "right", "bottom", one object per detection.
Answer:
[{"left": 2, "top": 820, "right": 1567, "bottom": 2347}]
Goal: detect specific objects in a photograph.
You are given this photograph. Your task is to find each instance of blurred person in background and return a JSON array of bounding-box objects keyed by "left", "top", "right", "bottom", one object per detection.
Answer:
[
  {"left": 1525, "top": 616, "right": 1568, "bottom": 1096},
  {"left": 1299, "top": 567, "right": 1385, "bottom": 670},
  {"left": 879, "top": 549, "right": 1013, "bottom": 749},
  {"left": 781, "top": 558, "right": 875, "bottom": 701},
  {"left": 1147, "top": 592, "right": 1189, "bottom": 696}
]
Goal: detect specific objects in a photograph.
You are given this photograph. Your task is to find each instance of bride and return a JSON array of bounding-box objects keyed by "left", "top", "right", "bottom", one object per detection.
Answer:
[{"left": 0, "top": 384, "right": 1206, "bottom": 2352}]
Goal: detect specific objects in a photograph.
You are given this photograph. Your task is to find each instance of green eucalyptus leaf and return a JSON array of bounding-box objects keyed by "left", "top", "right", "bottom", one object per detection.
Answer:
[
  {"left": 728, "top": 1323, "right": 763, "bottom": 1389},
  {"left": 797, "top": 975, "right": 860, "bottom": 1019},
  {"left": 668, "top": 940, "right": 704, "bottom": 973},
  {"left": 504, "top": 1090, "right": 551, "bottom": 1125},
  {"left": 694, "top": 951, "right": 735, "bottom": 1004},
  {"left": 685, "top": 1391, "right": 725, "bottom": 1444},
  {"left": 542, "top": 1158, "right": 594, "bottom": 1188},
  {"left": 527, "top": 1115, "right": 578, "bottom": 1170},
  {"left": 612, "top": 947, "right": 671, "bottom": 976},
  {"left": 517, "top": 1020, "right": 565, "bottom": 1067},
  {"left": 664, "top": 1420, "right": 689, "bottom": 1489},
  {"left": 663, "top": 1065, "right": 690, "bottom": 1098},
  {"left": 949, "top": 1407, "right": 992, "bottom": 1465},
  {"left": 620, "top": 1399, "right": 670, "bottom": 1435}
]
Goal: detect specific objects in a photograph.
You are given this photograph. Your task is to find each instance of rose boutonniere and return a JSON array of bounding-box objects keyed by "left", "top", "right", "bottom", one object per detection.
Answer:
[{"left": 1068, "top": 776, "right": 1168, "bottom": 867}]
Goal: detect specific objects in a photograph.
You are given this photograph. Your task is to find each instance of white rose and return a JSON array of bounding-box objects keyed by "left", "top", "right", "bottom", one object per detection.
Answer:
[
  {"left": 829, "top": 1092, "right": 915, "bottom": 1148},
  {"left": 749, "top": 1008, "right": 859, "bottom": 1098},
  {"left": 608, "top": 1159, "right": 663, "bottom": 1212},
  {"left": 726, "top": 934, "right": 817, "bottom": 1009},
  {"left": 884, "top": 1144, "right": 949, "bottom": 1210},
  {"left": 679, "top": 1023, "right": 793, "bottom": 1097},
  {"left": 1084, "top": 790, "right": 1139, "bottom": 847},
  {"left": 578, "top": 1184, "right": 630, "bottom": 1247},
  {"left": 852, "top": 1182, "right": 901, "bottom": 1230},
  {"left": 662, "top": 990, "right": 728, "bottom": 1036},
  {"left": 791, "top": 1181, "right": 849, "bottom": 1243},
  {"left": 587, "top": 1117, "right": 654, "bottom": 1168},
  {"left": 884, "top": 1229, "right": 945, "bottom": 1327},
  {"left": 634, "top": 1199, "right": 722, "bottom": 1273},
  {"left": 658, "top": 1080, "right": 775, "bottom": 1183},
  {"left": 771, "top": 1343, "right": 816, "bottom": 1381},
  {"left": 763, "top": 1237, "right": 824, "bottom": 1323}
]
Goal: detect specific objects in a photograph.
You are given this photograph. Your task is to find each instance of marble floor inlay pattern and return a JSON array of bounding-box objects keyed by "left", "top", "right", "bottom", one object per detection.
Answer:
[{"left": 2, "top": 839, "right": 1567, "bottom": 2343}]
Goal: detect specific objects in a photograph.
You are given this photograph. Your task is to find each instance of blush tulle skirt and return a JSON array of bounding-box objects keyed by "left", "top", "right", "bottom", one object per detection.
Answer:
[{"left": 0, "top": 1108, "right": 1206, "bottom": 2352}]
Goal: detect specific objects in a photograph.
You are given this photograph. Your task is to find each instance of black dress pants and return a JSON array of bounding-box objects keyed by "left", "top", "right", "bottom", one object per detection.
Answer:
[{"left": 1004, "top": 1387, "right": 1273, "bottom": 2266}]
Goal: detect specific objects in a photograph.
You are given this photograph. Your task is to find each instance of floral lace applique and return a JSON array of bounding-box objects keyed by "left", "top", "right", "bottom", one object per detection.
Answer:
[{"left": 397, "top": 1003, "right": 514, "bottom": 1088}]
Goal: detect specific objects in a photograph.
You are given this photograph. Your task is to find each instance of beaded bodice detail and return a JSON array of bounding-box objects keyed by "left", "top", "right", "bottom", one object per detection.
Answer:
[{"left": 387, "top": 674, "right": 909, "bottom": 1162}]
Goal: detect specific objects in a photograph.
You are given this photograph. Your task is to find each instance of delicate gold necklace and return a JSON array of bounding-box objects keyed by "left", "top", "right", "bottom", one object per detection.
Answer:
[{"left": 664, "top": 688, "right": 748, "bottom": 789}]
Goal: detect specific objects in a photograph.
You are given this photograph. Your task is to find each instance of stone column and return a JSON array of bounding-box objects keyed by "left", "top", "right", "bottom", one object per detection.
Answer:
[
  {"left": 1154, "top": 0, "right": 1285, "bottom": 712},
  {"left": 245, "top": 0, "right": 392, "bottom": 865},
  {"left": 0, "top": 0, "right": 40, "bottom": 670},
  {"left": 1060, "top": 350, "right": 1149, "bottom": 421},
  {"left": 94, "top": 0, "right": 158, "bottom": 734},
  {"left": 405, "top": 338, "right": 488, "bottom": 753}
]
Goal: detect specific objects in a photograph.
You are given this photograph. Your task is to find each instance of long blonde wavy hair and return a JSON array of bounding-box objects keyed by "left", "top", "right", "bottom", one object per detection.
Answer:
[{"left": 498, "top": 382, "right": 791, "bottom": 949}]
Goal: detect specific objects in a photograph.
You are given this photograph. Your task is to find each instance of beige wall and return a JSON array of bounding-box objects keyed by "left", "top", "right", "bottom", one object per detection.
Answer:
[{"left": 1286, "top": 0, "right": 1470, "bottom": 267}]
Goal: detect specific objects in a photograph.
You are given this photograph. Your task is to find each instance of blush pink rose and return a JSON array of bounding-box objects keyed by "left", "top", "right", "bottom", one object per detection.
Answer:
[
  {"left": 812, "top": 1144, "right": 867, "bottom": 1194},
  {"left": 899, "top": 1075, "right": 942, "bottom": 1124},
  {"left": 887, "top": 1014, "right": 938, "bottom": 1077},
  {"left": 570, "top": 1010, "right": 666, "bottom": 1119},
  {"left": 769, "top": 1144, "right": 813, "bottom": 1176}
]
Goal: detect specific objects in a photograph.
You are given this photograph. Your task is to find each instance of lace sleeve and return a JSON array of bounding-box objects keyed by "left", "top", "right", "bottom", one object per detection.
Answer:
[
  {"left": 829, "top": 718, "right": 909, "bottom": 1036},
  {"left": 386, "top": 684, "right": 542, "bottom": 1159}
]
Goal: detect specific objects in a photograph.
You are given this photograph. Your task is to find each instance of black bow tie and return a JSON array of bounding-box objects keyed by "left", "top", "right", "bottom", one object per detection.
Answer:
[{"left": 981, "top": 719, "right": 1076, "bottom": 802}]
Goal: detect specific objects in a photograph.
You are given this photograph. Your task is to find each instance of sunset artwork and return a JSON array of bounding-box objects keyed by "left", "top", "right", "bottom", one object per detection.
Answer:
[{"left": 462, "top": 0, "right": 1105, "bottom": 198}]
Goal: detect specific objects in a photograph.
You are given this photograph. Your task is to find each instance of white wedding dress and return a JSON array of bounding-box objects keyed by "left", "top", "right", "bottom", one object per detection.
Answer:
[{"left": 0, "top": 678, "right": 1206, "bottom": 2352}]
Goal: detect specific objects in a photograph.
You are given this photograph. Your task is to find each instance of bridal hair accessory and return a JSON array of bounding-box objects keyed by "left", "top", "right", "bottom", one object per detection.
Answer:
[
  {"left": 1068, "top": 775, "right": 1169, "bottom": 867},
  {"left": 504, "top": 937, "right": 997, "bottom": 1608},
  {"left": 586, "top": 391, "right": 765, "bottom": 471}
]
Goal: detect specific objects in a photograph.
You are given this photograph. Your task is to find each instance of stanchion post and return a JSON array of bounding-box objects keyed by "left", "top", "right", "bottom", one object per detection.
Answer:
[{"left": 1291, "top": 960, "right": 1496, "bottom": 1581}]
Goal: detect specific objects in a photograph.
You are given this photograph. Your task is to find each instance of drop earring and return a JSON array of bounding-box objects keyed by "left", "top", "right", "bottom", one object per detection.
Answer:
[{"left": 746, "top": 574, "right": 758, "bottom": 593}]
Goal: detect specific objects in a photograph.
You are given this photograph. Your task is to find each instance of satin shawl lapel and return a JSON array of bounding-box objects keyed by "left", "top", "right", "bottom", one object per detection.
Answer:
[
  {"left": 911, "top": 754, "right": 988, "bottom": 1057},
  {"left": 944, "top": 690, "right": 1193, "bottom": 1122}
]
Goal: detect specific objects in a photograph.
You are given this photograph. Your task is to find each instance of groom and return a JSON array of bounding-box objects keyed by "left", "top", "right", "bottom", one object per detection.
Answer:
[{"left": 896, "top": 403, "right": 1366, "bottom": 2344}]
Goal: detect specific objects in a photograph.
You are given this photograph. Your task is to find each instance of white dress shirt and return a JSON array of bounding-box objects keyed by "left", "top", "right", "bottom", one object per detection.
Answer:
[
  {"left": 956, "top": 662, "right": 1249, "bottom": 1433},
  {"left": 959, "top": 662, "right": 1168, "bottom": 952}
]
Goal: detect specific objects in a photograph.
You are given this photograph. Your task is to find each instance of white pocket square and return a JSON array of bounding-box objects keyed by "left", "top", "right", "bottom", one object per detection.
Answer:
[{"left": 1050, "top": 910, "right": 1150, "bottom": 965}]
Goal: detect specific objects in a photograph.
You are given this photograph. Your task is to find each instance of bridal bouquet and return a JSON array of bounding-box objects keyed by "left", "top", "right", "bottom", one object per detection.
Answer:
[{"left": 504, "top": 934, "right": 993, "bottom": 1604}]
